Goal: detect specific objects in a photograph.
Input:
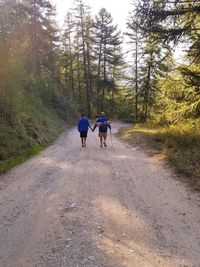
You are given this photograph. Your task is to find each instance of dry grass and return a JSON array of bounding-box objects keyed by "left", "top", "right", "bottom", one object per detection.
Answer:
[{"left": 118, "top": 121, "right": 200, "bottom": 190}]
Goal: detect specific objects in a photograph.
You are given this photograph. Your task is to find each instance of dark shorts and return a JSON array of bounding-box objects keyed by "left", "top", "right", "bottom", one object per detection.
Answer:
[{"left": 80, "top": 131, "right": 88, "bottom": 138}]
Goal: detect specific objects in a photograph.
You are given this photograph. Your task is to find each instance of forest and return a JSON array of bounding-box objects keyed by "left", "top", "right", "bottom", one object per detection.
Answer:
[{"left": 0, "top": 0, "right": 200, "bottom": 180}]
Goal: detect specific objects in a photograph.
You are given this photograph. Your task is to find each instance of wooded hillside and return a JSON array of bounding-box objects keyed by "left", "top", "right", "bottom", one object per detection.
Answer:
[{"left": 0, "top": 0, "right": 199, "bottom": 173}]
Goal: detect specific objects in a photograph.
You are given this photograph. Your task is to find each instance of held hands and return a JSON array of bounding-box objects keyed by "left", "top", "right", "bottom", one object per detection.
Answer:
[{"left": 89, "top": 125, "right": 94, "bottom": 132}]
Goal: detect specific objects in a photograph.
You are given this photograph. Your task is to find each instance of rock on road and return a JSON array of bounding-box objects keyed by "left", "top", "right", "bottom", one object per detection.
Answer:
[{"left": 0, "top": 123, "right": 200, "bottom": 267}]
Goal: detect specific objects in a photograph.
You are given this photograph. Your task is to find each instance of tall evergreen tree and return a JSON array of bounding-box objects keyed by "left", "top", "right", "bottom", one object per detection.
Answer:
[
  {"left": 20, "top": 0, "right": 58, "bottom": 77},
  {"left": 93, "top": 8, "right": 123, "bottom": 113},
  {"left": 127, "top": 8, "right": 144, "bottom": 121},
  {"left": 137, "top": 0, "right": 200, "bottom": 91},
  {"left": 127, "top": 0, "right": 174, "bottom": 121},
  {"left": 0, "top": 0, "right": 24, "bottom": 124},
  {"left": 72, "top": 0, "right": 92, "bottom": 116},
  {"left": 62, "top": 11, "right": 75, "bottom": 97}
]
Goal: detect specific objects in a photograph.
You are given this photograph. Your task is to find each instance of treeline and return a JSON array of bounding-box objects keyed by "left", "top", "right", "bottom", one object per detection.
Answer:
[
  {"left": 61, "top": 2, "right": 125, "bottom": 117},
  {"left": 0, "top": 0, "right": 70, "bottom": 124},
  {"left": 126, "top": 0, "right": 200, "bottom": 124},
  {"left": 124, "top": 0, "right": 200, "bottom": 185},
  {"left": 0, "top": 0, "right": 126, "bottom": 162},
  {"left": 0, "top": 0, "right": 74, "bottom": 162},
  {"left": 0, "top": 0, "right": 199, "bottom": 163},
  {"left": 0, "top": 0, "right": 127, "bottom": 123}
]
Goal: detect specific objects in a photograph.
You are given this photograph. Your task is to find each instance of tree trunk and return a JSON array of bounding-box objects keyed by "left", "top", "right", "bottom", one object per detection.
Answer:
[
  {"left": 68, "top": 32, "right": 75, "bottom": 98},
  {"left": 135, "top": 24, "right": 138, "bottom": 122},
  {"left": 101, "top": 41, "right": 106, "bottom": 111},
  {"left": 80, "top": 6, "right": 91, "bottom": 117}
]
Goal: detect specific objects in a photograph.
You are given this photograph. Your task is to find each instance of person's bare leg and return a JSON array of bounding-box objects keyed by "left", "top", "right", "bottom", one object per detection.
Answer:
[
  {"left": 84, "top": 137, "right": 86, "bottom": 146},
  {"left": 100, "top": 136, "right": 103, "bottom": 147},
  {"left": 81, "top": 138, "right": 84, "bottom": 147},
  {"left": 103, "top": 135, "right": 107, "bottom": 147}
]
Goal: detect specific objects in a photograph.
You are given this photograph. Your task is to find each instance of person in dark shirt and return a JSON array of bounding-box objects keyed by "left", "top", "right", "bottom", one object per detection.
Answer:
[
  {"left": 78, "top": 114, "right": 92, "bottom": 147},
  {"left": 93, "top": 111, "right": 111, "bottom": 147}
]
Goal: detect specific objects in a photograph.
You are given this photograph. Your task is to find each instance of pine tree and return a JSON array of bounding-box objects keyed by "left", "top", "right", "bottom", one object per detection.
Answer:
[
  {"left": 127, "top": 8, "right": 144, "bottom": 122},
  {"left": 0, "top": 0, "right": 24, "bottom": 124},
  {"left": 62, "top": 11, "right": 75, "bottom": 98},
  {"left": 72, "top": 0, "right": 92, "bottom": 116},
  {"left": 20, "top": 0, "right": 58, "bottom": 77},
  {"left": 137, "top": 0, "right": 200, "bottom": 92},
  {"left": 93, "top": 8, "right": 123, "bottom": 113}
]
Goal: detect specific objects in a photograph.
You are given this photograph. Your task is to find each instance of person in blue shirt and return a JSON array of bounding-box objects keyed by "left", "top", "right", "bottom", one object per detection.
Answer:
[
  {"left": 93, "top": 111, "right": 111, "bottom": 147},
  {"left": 78, "top": 114, "right": 92, "bottom": 147}
]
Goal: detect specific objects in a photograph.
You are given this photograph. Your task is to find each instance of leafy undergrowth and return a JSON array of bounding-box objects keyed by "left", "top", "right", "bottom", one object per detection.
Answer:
[{"left": 118, "top": 120, "right": 200, "bottom": 191}]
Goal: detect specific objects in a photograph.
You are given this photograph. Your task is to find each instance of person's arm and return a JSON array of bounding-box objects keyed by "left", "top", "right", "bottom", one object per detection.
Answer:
[
  {"left": 93, "top": 123, "right": 97, "bottom": 131},
  {"left": 93, "top": 119, "right": 100, "bottom": 131},
  {"left": 88, "top": 121, "right": 93, "bottom": 131},
  {"left": 106, "top": 119, "right": 111, "bottom": 130},
  {"left": 78, "top": 120, "right": 81, "bottom": 132}
]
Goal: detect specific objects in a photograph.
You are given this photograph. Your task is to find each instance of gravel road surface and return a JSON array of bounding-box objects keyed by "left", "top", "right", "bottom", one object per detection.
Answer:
[{"left": 0, "top": 123, "right": 200, "bottom": 267}]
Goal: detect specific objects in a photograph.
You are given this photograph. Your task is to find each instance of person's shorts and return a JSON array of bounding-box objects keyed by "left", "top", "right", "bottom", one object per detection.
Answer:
[
  {"left": 80, "top": 131, "right": 88, "bottom": 138},
  {"left": 99, "top": 132, "right": 107, "bottom": 138}
]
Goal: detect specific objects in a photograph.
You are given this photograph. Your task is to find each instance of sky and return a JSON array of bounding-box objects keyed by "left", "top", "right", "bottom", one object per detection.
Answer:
[{"left": 52, "top": 0, "right": 133, "bottom": 32}]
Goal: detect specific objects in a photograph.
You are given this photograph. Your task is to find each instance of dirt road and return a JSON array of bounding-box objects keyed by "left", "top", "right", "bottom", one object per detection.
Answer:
[{"left": 0, "top": 123, "right": 200, "bottom": 267}]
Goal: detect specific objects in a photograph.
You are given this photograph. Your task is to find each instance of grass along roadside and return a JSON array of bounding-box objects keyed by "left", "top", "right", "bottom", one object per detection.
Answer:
[
  {"left": 0, "top": 121, "right": 66, "bottom": 175},
  {"left": 0, "top": 145, "right": 47, "bottom": 174},
  {"left": 118, "top": 121, "right": 200, "bottom": 191}
]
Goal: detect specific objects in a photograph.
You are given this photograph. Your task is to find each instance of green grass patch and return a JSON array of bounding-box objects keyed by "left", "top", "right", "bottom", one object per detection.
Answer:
[
  {"left": 0, "top": 145, "right": 46, "bottom": 174},
  {"left": 118, "top": 120, "right": 200, "bottom": 190},
  {"left": 0, "top": 120, "right": 65, "bottom": 174},
  {"left": 0, "top": 91, "right": 67, "bottom": 174}
]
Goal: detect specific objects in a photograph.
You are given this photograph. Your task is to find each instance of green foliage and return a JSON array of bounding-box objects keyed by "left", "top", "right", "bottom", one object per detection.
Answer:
[
  {"left": 126, "top": 0, "right": 200, "bottom": 124},
  {"left": 61, "top": 3, "right": 125, "bottom": 117},
  {"left": 0, "top": 145, "right": 46, "bottom": 174},
  {"left": 150, "top": 67, "right": 200, "bottom": 125},
  {"left": 0, "top": 0, "right": 199, "bottom": 174},
  {"left": 0, "top": 88, "right": 65, "bottom": 162},
  {"left": 0, "top": 0, "right": 77, "bottom": 168}
]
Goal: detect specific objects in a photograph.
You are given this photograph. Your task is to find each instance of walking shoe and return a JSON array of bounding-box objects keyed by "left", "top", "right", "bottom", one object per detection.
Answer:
[
  {"left": 103, "top": 142, "right": 107, "bottom": 147},
  {"left": 100, "top": 144, "right": 103, "bottom": 148}
]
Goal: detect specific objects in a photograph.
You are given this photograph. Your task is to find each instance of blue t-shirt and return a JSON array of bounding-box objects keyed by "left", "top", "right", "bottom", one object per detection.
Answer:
[
  {"left": 78, "top": 117, "right": 90, "bottom": 132},
  {"left": 95, "top": 116, "right": 111, "bottom": 133}
]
